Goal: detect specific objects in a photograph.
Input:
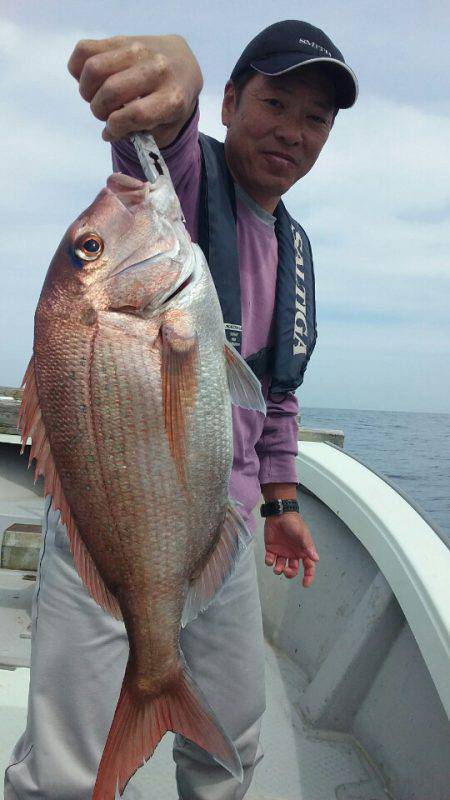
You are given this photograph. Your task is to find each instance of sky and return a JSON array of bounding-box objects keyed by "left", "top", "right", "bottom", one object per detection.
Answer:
[{"left": 0, "top": 1, "right": 449, "bottom": 413}]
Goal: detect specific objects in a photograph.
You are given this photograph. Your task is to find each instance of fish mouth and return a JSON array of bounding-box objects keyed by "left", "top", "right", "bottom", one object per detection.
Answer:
[{"left": 106, "top": 173, "right": 149, "bottom": 211}]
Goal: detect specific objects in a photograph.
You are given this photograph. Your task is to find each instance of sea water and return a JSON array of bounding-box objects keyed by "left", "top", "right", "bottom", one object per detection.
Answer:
[{"left": 299, "top": 406, "right": 450, "bottom": 547}]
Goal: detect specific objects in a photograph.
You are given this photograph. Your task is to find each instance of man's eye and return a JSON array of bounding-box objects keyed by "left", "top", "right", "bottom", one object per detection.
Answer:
[
  {"left": 310, "top": 115, "right": 327, "bottom": 125},
  {"left": 265, "top": 98, "right": 283, "bottom": 109}
]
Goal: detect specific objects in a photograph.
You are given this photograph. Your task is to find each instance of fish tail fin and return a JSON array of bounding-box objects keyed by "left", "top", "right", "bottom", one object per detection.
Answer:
[{"left": 92, "top": 664, "right": 243, "bottom": 799}]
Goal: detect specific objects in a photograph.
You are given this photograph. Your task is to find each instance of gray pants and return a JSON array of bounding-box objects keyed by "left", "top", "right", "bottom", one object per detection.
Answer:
[{"left": 4, "top": 500, "right": 265, "bottom": 800}]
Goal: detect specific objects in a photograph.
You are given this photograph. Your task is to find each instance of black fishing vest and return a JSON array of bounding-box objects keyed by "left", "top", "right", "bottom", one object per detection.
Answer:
[{"left": 198, "top": 133, "right": 318, "bottom": 395}]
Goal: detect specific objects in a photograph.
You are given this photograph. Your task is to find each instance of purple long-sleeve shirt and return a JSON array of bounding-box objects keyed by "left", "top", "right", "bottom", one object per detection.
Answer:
[{"left": 112, "top": 107, "right": 299, "bottom": 532}]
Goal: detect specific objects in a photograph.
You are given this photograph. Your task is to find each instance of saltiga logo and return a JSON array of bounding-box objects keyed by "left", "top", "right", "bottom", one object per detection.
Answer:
[{"left": 291, "top": 225, "right": 308, "bottom": 356}]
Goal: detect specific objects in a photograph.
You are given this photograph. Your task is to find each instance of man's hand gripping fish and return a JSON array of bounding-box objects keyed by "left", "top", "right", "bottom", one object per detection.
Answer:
[{"left": 18, "top": 133, "right": 265, "bottom": 798}]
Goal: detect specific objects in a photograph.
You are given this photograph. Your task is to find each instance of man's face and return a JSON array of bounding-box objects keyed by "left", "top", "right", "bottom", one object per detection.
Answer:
[{"left": 222, "top": 66, "right": 336, "bottom": 213}]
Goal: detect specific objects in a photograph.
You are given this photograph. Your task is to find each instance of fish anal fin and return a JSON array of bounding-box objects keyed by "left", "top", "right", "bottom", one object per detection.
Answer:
[
  {"left": 161, "top": 313, "right": 198, "bottom": 489},
  {"left": 92, "top": 663, "right": 242, "bottom": 799},
  {"left": 224, "top": 341, "right": 266, "bottom": 413},
  {"left": 18, "top": 357, "right": 122, "bottom": 621},
  {"left": 182, "top": 501, "right": 252, "bottom": 627}
]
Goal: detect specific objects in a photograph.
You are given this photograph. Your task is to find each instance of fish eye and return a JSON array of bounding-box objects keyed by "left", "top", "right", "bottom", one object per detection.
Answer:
[{"left": 74, "top": 233, "right": 104, "bottom": 261}]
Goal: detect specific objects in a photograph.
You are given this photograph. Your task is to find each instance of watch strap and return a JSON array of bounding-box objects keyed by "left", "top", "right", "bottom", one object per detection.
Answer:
[{"left": 260, "top": 499, "right": 299, "bottom": 517}]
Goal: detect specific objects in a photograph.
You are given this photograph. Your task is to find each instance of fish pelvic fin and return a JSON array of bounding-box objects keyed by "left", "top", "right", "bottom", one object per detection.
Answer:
[
  {"left": 161, "top": 315, "right": 198, "bottom": 490},
  {"left": 224, "top": 341, "right": 266, "bottom": 414},
  {"left": 92, "top": 662, "right": 243, "bottom": 799},
  {"left": 18, "top": 358, "right": 122, "bottom": 621},
  {"left": 182, "top": 500, "right": 252, "bottom": 627}
]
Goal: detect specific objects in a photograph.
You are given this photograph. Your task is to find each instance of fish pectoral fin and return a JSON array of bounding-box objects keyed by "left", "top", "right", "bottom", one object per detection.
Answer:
[
  {"left": 92, "top": 660, "right": 242, "bottom": 799},
  {"left": 224, "top": 341, "right": 266, "bottom": 413},
  {"left": 182, "top": 500, "right": 252, "bottom": 627},
  {"left": 18, "top": 358, "right": 122, "bottom": 621},
  {"left": 161, "top": 315, "right": 198, "bottom": 488}
]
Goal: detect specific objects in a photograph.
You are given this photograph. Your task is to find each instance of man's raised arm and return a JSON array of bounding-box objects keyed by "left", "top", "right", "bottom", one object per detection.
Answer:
[{"left": 67, "top": 34, "right": 203, "bottom": 147}]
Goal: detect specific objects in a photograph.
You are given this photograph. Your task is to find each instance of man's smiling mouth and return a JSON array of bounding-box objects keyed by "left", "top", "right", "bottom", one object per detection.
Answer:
[{"left": 262, "top": 151, "right": 298, "bottom": 166}]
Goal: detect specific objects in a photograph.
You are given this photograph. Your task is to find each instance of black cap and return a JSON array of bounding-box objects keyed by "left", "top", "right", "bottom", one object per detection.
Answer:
[{"left": 230, "top": 20, "right": 358, "bottom": 109}]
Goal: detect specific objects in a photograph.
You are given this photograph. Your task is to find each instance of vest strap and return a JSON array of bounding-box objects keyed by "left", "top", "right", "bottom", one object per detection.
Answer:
[{"left": 198, "top": 135, "right": 242, "bottom": 351}]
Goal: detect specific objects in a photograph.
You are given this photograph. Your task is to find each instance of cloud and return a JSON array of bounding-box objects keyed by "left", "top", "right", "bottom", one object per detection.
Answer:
[
  {"left": 285, "top": 97, "right": 450, "bottom": 332},
  {"left": 0, "top": 15, "right": 448, "bottom": 411},
  {"left": 198, "top": 91, "right": 450, "bottom": 321},
  {"left": 197, "top": 90, "right": 450, "bottom": 412},
  {"left": 285, "top": 96, "right": 450, "bottom": 260},
  {"left": 0, "top": 18, "right": 116, "bottom": 384},
  {"left": 0, "top": 20, "right": 111, "bottom": 213}
]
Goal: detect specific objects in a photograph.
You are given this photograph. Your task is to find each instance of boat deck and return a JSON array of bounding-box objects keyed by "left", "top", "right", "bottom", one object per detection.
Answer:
[{"left": 0, "top": 568, "right": 388, "bottom": 800}]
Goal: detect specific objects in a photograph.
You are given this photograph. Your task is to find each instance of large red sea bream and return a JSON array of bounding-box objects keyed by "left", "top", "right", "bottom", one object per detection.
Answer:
[{"left": 18, "top": 139, "right": 265, "bottom": 798}]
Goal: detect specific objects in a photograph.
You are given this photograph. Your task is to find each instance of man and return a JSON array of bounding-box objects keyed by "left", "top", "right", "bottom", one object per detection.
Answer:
[{"left": 5, "top": 20, "right": 357, "bottom": 800}]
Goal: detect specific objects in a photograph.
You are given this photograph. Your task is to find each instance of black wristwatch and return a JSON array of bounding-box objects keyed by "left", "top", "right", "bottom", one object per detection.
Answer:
[{"left": 260, "top": 499, "right": 299, "bottom": 517}]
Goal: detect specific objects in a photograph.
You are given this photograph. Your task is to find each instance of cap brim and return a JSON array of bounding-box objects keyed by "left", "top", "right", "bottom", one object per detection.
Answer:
[{"left": 250, "top": 53, "right": 358, "bottom": 109}]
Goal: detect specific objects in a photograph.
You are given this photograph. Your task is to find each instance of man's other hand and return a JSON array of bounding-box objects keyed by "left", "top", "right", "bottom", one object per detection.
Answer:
[
  {"left": 264, "top": 512, "right": 319, "bottom": 588},
  {"left": 67, "top": 34, "right": 203, "bottom": 147}
]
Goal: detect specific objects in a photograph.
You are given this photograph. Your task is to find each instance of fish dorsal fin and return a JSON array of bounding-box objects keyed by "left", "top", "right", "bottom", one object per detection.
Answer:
[
  {"left": 181, "top": 500, "right": 252, "bottom": 627},
  {"left": 19, "top": 358, "right": 122, "bottom": 620},
  {"left": 224, "top": 341, "right": 266, "bottom": 413}
]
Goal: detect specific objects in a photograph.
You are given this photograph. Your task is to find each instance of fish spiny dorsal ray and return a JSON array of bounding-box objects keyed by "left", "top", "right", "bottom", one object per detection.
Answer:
[{"left": 18, "top": 358, "right": 122, "bottom": 620}]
